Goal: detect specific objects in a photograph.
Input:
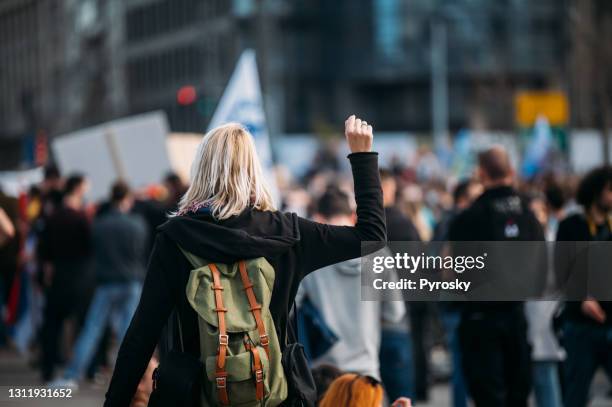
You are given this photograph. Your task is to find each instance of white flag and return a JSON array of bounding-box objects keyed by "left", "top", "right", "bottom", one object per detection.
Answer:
[{"left": 208, "top": 49, "right": 278, "bottom": 202}]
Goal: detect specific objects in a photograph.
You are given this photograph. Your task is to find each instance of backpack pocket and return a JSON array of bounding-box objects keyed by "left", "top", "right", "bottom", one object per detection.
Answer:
[{"left": 205, "top": 345, "right": 270, "bottom": 406}]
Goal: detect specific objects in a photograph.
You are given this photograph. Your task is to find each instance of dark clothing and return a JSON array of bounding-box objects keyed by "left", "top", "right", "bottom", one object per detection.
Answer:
[
  {"left": 38, "top": 205, "right": 93, "bottom": 381},
  {"left": 0, "top": 193, "right": 20, "bottom": 301},
  {"left": 449, "top": 186, "right": 545, "bottom": 313},
  {"left": 556, "top": 212, "right": 612, "bottom": 407},
  {"left": 38, "top": 206, "right": 91, "bottom": 263},
  {"left": 383, "top": 205, "right": 422, "bottom": 398},
  {"left": 433, "top": 208, "right": 458, "bottom": 242},
  {"left": 385, "top": 206, "right": 420, "bottom": 241},
  {"left": 556, "top": 213, "right": 612, "bottom": 326},
  {"left": 459, "top": 308, "right": 531, "bottom": 407},
  {"left": 449, "top": 185, "right": 544, "bottom": 407},
  {"left": 449, "top": 186, "right": 544, "bottom": 243},
  {"left": 93, "top": 209, "right": 148, "bottom": 284},
  {"left": 132, "top": 199, "right": 168, "bottom": 258},
  {"left": 40, "top": 258, "right": 93, "bottom": 381},
  {"left": 561, "top": 320, "right": 612, "bottom": 407},
  {"left": 104, "top": 152, "right": 386, "bottom": 406}
]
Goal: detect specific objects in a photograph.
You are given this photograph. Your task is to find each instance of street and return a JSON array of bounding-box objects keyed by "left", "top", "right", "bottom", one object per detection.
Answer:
[{"left": 1, "top": 348, "right": 611, "bottom": 406}]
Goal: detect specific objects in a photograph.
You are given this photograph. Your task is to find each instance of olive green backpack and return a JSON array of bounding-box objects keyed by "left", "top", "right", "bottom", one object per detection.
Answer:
[{"left": 180, "top": 247, "right": 288, "bottom": 406}]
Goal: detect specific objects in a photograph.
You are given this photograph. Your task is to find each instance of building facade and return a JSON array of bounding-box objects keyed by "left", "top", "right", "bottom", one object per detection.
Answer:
[{"left": 0, "top": 0, "right": 589, "bottom": 169}]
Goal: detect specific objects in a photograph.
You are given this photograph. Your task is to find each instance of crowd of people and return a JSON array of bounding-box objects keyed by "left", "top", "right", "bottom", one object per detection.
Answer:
[{"left": 0, "top": 118, "right": 611, "bottom": 407}]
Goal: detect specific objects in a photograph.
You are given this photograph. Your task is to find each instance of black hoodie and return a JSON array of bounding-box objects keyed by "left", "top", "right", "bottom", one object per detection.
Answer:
[{"left": 104, "top": 152, "right": 386, "bottom": 406}]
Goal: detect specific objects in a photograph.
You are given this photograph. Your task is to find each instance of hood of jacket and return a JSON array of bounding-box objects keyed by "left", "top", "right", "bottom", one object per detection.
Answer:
[{"left": 158, "top": 209, "right": 301, "bottom": 264}]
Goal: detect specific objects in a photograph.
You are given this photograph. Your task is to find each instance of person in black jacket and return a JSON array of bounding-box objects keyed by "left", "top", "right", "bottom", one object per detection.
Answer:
[
  {"left": 104, "top": 115, "right": 386, "bottom": 406},
  {"left": 379, "top": 169, "right": 420, "bottom": 401},
  {"left": 51, "top": 181, "right": 147, "bottom": 387},
  {"left": 556, "top": 165, "right": 612, "bottom": 407},
  {"left": 449, "top": 146, "right": 545, "bottom": 407},
  {"left": 435, "top": 179, "right": 482, "bottom": 407},
  {"left": 38, "top": 174, "right": 93, "bottom": 382}
]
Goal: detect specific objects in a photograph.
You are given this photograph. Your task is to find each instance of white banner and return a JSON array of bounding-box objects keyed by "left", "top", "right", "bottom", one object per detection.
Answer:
[
  {"left": 52, "top": 111, "right": 172, "bottom": 202},
  {"left": 208, "top": 49, "right": 278, "bottom": 202}
]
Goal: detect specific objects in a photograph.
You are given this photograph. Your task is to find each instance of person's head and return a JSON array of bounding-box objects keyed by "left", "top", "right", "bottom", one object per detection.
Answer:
[
  {"left": 576, "top": 166, "right": 612, "bottom": 215},
  {"left": 544, "top": 182, "right": 565, "bottom": 215},
  {"left": 453, "top": 179, "right": 482, "bottom": 210},
  {"left": 43, "top": 165, "right": 62, "bottom": 190},
  {"left": 315, "top": 187, "right": 354, "bottom": 226},
  {"left": 110, "top": 181, "right": 133, "bottom": 212},
  {"left": 176, "top": 123, "right": 275, "bottom": 219},
  {"left": 380, "top": 169, "right": 397, "bottom": 207},
  {"left": 63, "top": 174, "right": 88, "bottom": 206},
  {"left": 311, "top": 364, "right": 343, "bottom": 403},
  {"left": 164, "top": 172, "right": 186, "bottom": 199},
  {"left": 318, "top": 373, "right": 384, "bottom": 407},
  {"left": 476, "top": 146, "right": 514, "bottom": 188}
]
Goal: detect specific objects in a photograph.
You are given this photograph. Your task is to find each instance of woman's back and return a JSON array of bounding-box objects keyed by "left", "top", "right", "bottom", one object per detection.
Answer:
[{"left": 104, "top": 116, "right": 385, "bottom": 406}]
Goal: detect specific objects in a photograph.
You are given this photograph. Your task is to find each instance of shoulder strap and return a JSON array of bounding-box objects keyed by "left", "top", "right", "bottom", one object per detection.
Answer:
[
  {"left": 209, "top": 263, "right": 230, "bottom": 405},
  {"left": 237, "top": 260, "right": 270, "bottom": 359}
]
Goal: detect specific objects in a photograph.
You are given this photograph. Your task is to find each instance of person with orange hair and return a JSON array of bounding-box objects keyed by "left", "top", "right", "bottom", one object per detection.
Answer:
[{"left": 319, "top": 373, "right": 411, "bottom": 407}]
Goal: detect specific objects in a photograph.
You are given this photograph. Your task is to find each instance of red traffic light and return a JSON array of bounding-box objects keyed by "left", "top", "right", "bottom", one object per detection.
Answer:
[{"left": 177, "top": 85, "right": 197, "bottom": 105}]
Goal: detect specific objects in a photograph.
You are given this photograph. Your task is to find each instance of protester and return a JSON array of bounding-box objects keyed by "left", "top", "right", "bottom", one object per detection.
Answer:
[
  {"left": 163, "top": 172, "right": 187, "bottom": 213},
  {"left": 52, "top": 181, "right": 147, "bottom": 388},
  {"left": 525, "top": 193, "right": 565, "bottom": 407},
  {"left": 0, "top": 205, "right": 16, "bottom": 347},
  {"left": 296, "top": 187, "right": 405, "bottom": 380},
  {"left": 318, "top": 373, "right": 412, "bottom": 407},
  {"left": 544, "top": 181, "right": 567, "bottom": 241},
  {"left": 0, "top": 189, "right": 20, "bottom": 314},
  {"left": 40, "top": 165, "right": 64, "bottom": 218},
  {"left": 556, "top": 165, "right": 612, "bottom": 407},
  {"left": 379, "top": 168, "right": 417, "bottom": 401},
  {"left": 38, "top": 174, "right": 93, "bottom": 381},
  {"left": 449, "top": 146, "right": 545, "bottom": 407},
  {"left": 434, "top": 179, "right": 482, "bottom": 407},
  {"left": 104, "top": 116, "right": 386, "bottom": 406},
  {"left": 318, "top": 373, "right": 384, "bottom": 407}
]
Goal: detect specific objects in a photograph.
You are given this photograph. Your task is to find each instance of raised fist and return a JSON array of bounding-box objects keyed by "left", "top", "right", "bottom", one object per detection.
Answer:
[{"left": 344, "top": 114, "right": 373, "bottom": 153}]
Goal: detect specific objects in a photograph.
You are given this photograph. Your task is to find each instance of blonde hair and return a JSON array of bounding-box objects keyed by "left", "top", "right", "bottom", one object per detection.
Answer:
[
  {"left": 319, "top": 374, "right": 384, "bottom": 407},
  {"left": 176, "top": 123, "right": 275, "bottom": 219}
]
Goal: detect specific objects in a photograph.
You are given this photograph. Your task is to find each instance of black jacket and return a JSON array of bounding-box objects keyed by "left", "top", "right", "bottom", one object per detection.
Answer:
[
  {"left": 448, "top": 185, "right": 545, "bottom": 312},
  {"left": 556, "top": 212, "right": 612, "bottom": 326},
  {"left": 104, "top": 152, "right": 386, "bottom": 406},
  {"left": 385, "top": 206, "right": 420, "bottom": 242},
  {"left": 449, "top": 186, "right": 544, "bottom": 242}
]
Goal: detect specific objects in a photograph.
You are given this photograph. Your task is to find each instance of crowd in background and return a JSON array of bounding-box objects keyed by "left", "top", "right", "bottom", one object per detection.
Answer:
[{"left": 0, "top": 140, "right": 611, "bottom": 407}]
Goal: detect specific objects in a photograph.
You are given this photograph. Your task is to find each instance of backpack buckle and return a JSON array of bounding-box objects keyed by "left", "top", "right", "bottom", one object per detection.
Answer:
[
  {"left": 255, "top": 369, "right": 264, "bottom": 383},
  {"left": 216, "top": 376, "right": 227, "bottom": 389},
  {"left": 260, "top": 334, "right": 269, "bottom": 346},
  {"left": 219, "top": 334, "right": 229, "bottom": 346}
]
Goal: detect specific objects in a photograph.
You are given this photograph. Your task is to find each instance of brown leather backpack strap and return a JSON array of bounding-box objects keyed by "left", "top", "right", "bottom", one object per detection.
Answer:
[
  {"left": 238, "top": 260, "right": 270, "bottom": 358},
  {"left": 209, "top": 263, "right": 230, "bottom": 405},
  {"left": 250, "top": 345, "right": 265, "bottom": 400}
]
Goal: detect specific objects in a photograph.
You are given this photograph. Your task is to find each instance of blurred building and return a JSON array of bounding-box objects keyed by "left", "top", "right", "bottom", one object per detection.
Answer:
[
  {"left": 1, "top": 0, "right": 610, "bottom": 169},
  {"left": 280, "top": 0, "right": 570, "bottom": 132}
]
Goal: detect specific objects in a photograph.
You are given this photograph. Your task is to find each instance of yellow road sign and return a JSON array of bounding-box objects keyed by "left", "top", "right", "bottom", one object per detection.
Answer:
[{"left": 515, "top": 91, "right": 569, "bottom": 127}]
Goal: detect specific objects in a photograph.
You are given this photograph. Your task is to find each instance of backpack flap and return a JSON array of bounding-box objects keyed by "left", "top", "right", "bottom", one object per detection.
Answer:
[{"left": 186, "top": 259, "right": 275, "bottom": 332}]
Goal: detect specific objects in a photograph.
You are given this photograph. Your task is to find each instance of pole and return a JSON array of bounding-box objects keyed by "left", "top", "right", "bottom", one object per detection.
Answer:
[{"left": 431, "top": 21, "right": 449, "bottom": 150}]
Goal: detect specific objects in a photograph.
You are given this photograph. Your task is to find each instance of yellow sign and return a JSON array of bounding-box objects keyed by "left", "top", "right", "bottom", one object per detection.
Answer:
[{"left": 515, "top": 91, "right": 569, "bottom": 127}]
